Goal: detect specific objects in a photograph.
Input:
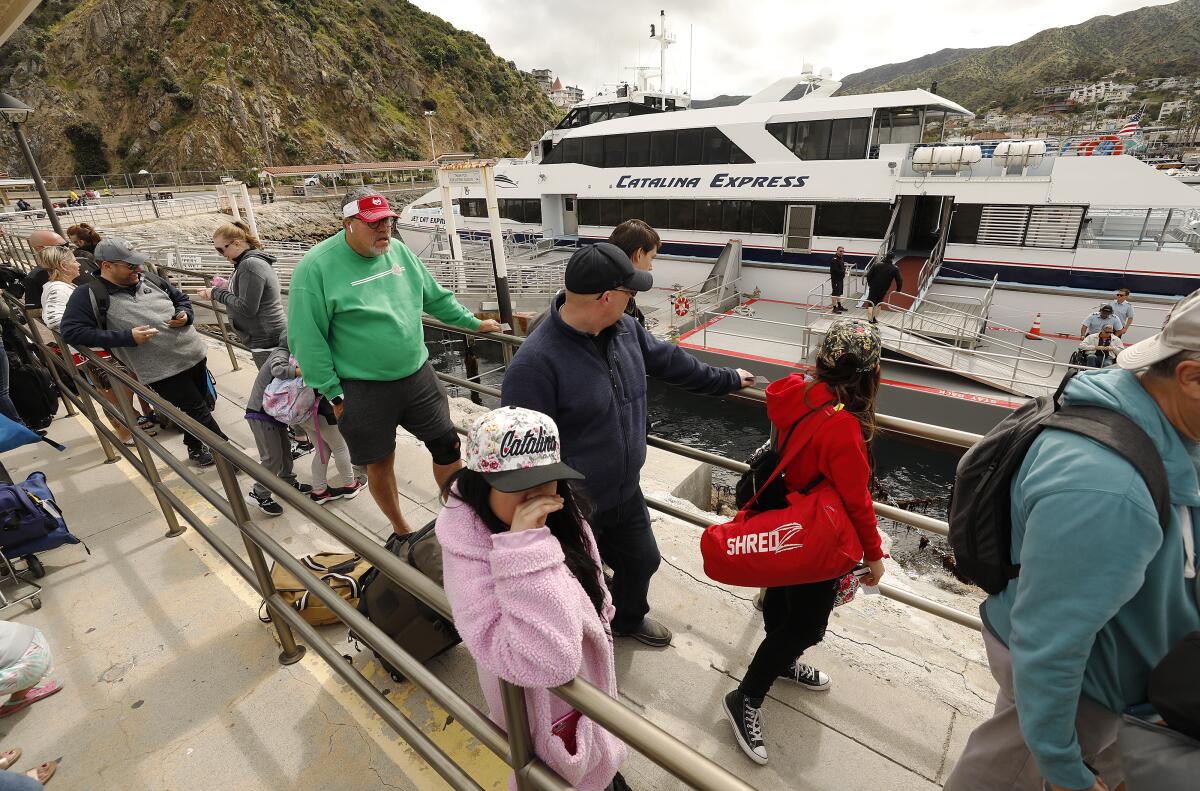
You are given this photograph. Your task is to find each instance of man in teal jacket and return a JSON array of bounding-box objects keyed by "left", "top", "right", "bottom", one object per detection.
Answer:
[
  {"left": 945, "top": 289, "right": 1200, "bottom": 791},
  {"left": 288, "top": 188, "right": 501, "bottom": 534}
]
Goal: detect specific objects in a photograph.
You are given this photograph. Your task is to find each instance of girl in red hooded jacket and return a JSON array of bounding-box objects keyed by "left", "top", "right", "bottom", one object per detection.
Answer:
[{"left": 723, "top": 318, "right": 887, "bottom": 765}]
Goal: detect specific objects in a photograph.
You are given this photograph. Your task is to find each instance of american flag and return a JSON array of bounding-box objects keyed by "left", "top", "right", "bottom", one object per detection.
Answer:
[{"left": 1118, "top": 107, "right": 1144, "bottom": 137}]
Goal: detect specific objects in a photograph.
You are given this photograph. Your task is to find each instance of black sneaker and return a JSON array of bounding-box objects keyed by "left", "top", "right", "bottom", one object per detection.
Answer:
[
  {"left": 189, "top": 446, "right": 214, "bottom": 467},
  {"left": 247, "top": 490, "right": 283, "bottom": 517},
  {"left": 291, "top": 482, "right": 313, "bottom": 495},
  {"left": 290, "top": 440, "right": 314, "bottom": 460},
  {"left": 869, "top": 317, "right": 878, "bottom": 325},
  {"left": 614, "top": 616, "right": 672, "bottom": 647},
  {"left": 309, "top": 488, "right": 343, "bottom": 505},
  {"left": 333, "top": 481, "right": 365, "bottom": 500},
  {"left": 723, "top": 690, "right": 767, "bottom": 765},
  {"left": 778, "top": 660, "right": 830, "bottom": 691}
]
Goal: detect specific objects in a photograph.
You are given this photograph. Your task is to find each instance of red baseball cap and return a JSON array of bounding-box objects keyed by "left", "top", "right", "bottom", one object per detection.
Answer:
[{"left": 342, "top": 194, "right": 399, "bottom": 222}]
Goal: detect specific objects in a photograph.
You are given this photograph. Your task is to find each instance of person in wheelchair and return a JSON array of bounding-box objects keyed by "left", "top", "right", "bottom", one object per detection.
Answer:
[{"left": 1076, "top": 323, "right": 1124, "bottom": 368}]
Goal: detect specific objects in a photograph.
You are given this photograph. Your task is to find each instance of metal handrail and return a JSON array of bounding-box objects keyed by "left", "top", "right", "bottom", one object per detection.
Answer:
[{"left": 6, "top": 296, "right": 760, "bottom": 791}]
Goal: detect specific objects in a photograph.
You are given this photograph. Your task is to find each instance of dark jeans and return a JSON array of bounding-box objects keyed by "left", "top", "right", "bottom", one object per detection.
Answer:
[
  {"left": 589, "top": 489, "right": 659, "bottom": 633},
  {"left": 147, "top": 359, "right": 226, "bottom": 452},
  {"left": 0, "top": 339, "right": 22, "bottom": 425},
  {"left": 739, "top": 578, "right": 839, "bottom": 704}
]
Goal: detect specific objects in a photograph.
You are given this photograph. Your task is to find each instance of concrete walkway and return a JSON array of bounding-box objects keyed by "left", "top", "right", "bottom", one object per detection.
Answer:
[{"left": 0, "top": 343, "right": 996, "bottom": 790}]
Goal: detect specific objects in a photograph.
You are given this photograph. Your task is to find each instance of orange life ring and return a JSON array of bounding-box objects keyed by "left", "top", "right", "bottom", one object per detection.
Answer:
[{"left": 673, "top": 295, "right": 691, "bottom": 317}]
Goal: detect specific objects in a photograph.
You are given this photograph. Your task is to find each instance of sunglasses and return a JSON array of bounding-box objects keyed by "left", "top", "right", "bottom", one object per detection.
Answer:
[
  {"left": 595, "top": 286, "right": 637, "bottom": 301},
  {"left": 214, "top": 240, "right": 235, "bottom": 254},
  {"left": 106, "top": 261, "right": 143, "bottom": 271},
  {"left": 354, "top": 217, "right": 396, "bottom": 231}
]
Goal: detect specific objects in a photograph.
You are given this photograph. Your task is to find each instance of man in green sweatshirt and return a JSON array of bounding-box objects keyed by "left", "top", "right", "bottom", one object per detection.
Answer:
[
  {"left": 945, "top": 289, "right": 1200, "bottom": 791},
  {"left": 288, "top": 189, "right": 500, "bottom": 534}
]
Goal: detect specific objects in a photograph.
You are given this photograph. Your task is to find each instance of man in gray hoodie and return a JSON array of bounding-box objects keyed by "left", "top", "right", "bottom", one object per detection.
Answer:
[{"left": 61, "top": 238, "right": 227, "bottom": 467}]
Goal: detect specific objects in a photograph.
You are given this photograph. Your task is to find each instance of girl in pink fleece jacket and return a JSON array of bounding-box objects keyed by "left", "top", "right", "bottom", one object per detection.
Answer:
[{"left": 436, "top": 407, "right": 628, "bottom": 791}]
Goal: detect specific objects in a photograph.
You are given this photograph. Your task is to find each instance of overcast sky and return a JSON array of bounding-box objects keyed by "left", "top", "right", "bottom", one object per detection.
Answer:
[{"left": 410, "top": 0, "right": 1177, "bottom": 100}]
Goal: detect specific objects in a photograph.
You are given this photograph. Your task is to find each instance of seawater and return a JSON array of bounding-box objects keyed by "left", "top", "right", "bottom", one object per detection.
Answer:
[{"left": 428, "top": 333, "right": 959, "bottom": 576}]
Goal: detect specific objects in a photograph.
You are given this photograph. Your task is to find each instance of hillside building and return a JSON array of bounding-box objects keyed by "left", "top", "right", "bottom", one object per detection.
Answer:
[
  {"left": 1069, "top": 80, "right": 1135, "bottom": 104},
  {"left": 1160, "top": 100, "right": 1191, "bottom": 121},
  {"left": 549, "top": 78, "right": 584, "bottom": 109},
  {"left": 530, "top": 68, "right": 554, "bottom": 92}
]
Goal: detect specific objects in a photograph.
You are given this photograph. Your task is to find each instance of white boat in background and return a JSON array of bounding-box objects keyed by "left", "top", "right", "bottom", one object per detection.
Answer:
[{"left": 400, "top": 14, "right": 1200, "bottom": 432}]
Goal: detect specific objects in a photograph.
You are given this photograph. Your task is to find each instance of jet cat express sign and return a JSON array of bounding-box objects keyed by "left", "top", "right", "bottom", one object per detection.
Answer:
[{"left": 615, "top": 172, "right": 809, "bottom": 189}]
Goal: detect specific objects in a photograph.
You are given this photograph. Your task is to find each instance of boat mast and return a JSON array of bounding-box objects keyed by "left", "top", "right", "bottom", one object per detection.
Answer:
[{"left": 650, "top": 9, "right": 676, "bottom": 93}]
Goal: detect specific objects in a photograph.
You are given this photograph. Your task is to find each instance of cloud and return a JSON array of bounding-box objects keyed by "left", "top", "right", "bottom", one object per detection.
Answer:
[{"left": 411, "top": 0, "right": 1177, "bottom": 99}]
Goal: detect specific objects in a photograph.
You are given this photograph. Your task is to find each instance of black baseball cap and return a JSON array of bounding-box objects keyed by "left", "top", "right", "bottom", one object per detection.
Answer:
[{"left": 564, "top": 242, "right": 653, "bottom": 295}]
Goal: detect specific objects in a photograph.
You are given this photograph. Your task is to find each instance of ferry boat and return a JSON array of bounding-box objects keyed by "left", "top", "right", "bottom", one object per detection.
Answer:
[
  {"left": 406, "top": 67, "right": 1200, "bottom": 298},
  {"left": 398, "top": 16, "right": 1200, "bottom": 433}
]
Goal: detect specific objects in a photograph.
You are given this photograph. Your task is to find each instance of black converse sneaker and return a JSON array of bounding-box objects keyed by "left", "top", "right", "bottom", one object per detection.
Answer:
[
  {"left": 779, "top": 660, "right": 831, "bottom": 691},
  {"left": 723, "top": 690, "right": 767, "bottom": 764},
  {"left": 247, "top": 490, "right": 284, "bottom": 517}
]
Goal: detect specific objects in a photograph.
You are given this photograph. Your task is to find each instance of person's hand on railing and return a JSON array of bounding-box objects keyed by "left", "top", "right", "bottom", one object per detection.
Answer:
[
  {"left": 736, "top": 369, "right": 756, "bottom": 389},
  {"left": 478, "top": 319, "right": 503, "bottom": 333}
]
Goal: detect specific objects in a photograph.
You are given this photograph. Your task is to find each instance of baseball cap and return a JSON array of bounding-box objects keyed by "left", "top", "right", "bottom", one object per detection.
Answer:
[
  {"left": 1118, "top": 288, "right": 1200, "bottom": 370},
  {"left": 463, "top": 407, "right": 584, "bottom": 493},
  {"left": 342, "top": 194, "right": 399, "bottom": 223},
  {"left": 1149, "top": 631, "right": 1200, "bottom": 742},
  {"left": 1098, "top": 304, "right": 1114, "bottom": 314},
  {"left": 94, "top": 237, "right": 149, "bottom": 266},
  {"left": 818, "top": 318, "right": 882, "bottom": 373},
  {"left": 564, "top": 242, "right": 652, "bottom": 295}
]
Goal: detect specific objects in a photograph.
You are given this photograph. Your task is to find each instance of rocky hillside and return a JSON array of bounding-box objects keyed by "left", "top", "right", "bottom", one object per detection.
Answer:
[
  {"left": 0, "top": 0, "right": 561, "bottom": 177},
  {"left": 839, "top": 0, "right": 1200, "bottom": 111}
]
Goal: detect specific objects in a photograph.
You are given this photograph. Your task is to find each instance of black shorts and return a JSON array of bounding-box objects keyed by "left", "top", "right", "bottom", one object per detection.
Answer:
[
  {"left": 338, "top": 362, "right": 456, "bottom": 466},
  {"left": 830, "top": 276, "right": 845, "bottom": 297},
  {"left": 865, "top": 286, "right": 889, "bottom": 306}
]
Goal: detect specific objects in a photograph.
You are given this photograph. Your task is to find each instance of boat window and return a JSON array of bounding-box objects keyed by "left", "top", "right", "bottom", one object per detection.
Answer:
[
  {"left": 620, "top": 199, "right": 644, "bottom": 223},
  {"left": 872, "top": 107, "right": 923, "bottom": 146},
  {"left": 459, "top": 198, "right": 485, "bottom": 218},
  {"left": 949, "top": 204, "right": 982, "bottom": 244},
  {"left": 525, "top": 199, "right": 542, "bottom": 223},
  {"left": 542, "top": 143, "right": 564, "bottom": 165},
  {"left": 501, "top": 198, "right": 526, "bottom": 223},
  {"left": 669, "top": 199, "right": 695, "bottom": 230},
  {"left": 599, "top": 199, "right": 622, "bottom": 226},
  {"left": 675, "top": 128, "right": 703, "bottom": 166},
  {"left": 650, "top": 131, "right": 676, "bottom": 166},
  {"left": 730, "top": 144, "right": 754, "bottom": 165},
  {"left": 562, "top": 137, "right": 583, "bottom": 165},
  {"left": 798, "top": 120, "right": 831, "bottom": 160},
  {"left": 701, "top": 128, "right": 731, "bottom": 165},
  {"left": 643, "top": 199, "right": 670, "bottom": 229},
  {"left": 766, "top": 118, "right": 870, "bottom": 160},
  {"left": 626, "top": 133, "right": 652, "bottom": 167},
  {"left": 604, "top": 135, "right": 627, "bottom": 168},
  {"left": 752, "top": 201, "right": 786, "bottom": 235},
  {"left": 814, "top": 201, "right": 891, "bottom": 237},
  {"left": 847, "top": 118, "right": 870, "bottom": 159},
  {"left": 588, "top": 108, "right": 610, "bottom": 125},
  {"left": 827, "top": 119, "right": 854, "bottom": 160},
  {"left": 694, "top": 199, "right": 723, "bottom": 231},
  {"left": 722, "top": 200, "right": 753, "bottom": 233},
  {"left": 578, "top": 199, "right": 601, "bottom": 225},
  {"left": 582, "top": 136, "right": 605, "bottom": 168}
]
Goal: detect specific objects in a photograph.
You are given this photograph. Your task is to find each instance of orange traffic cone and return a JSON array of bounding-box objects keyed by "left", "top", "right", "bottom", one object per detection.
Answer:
[{"left": 1026, "top": 313, "right": 1042, "bottom": 340}]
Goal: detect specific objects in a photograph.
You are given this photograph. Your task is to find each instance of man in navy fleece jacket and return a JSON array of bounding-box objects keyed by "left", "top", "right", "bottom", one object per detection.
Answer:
[{"left": 502, "top": 242, "right": 753, "bottom": 647}]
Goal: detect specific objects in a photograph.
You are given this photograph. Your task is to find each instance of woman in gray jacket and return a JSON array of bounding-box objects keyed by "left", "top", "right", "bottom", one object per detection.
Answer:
[{"left": 199, "top": 221, "right": 285, "bottom": 367}]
